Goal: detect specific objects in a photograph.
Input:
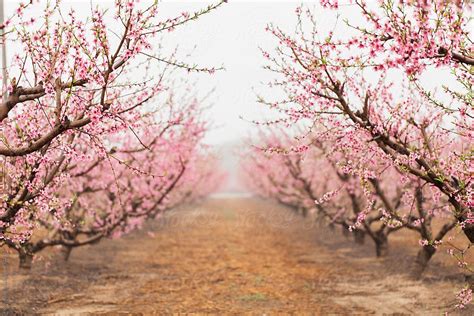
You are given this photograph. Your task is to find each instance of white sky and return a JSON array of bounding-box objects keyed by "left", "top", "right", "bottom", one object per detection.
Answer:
[
  {"left": 155, "top": 0, "right": 313, "bottom": 145},
  {"left": 151, "top": 1, "right": 360, "bottom": 145}
]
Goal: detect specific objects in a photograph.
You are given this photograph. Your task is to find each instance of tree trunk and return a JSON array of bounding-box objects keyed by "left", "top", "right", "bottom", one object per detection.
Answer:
[
  {"left": 353, "top": 229, "right": 365, "bottom": 245},
  {"left": 411, "top": 245, "right": 436, "bottom": 279},
  {"left": 18, "top": 251, "right": 33, "bottom": 269},
  {"left": 60, "top": 246, "right": 73, "bottom": 261},
  {"left": 374, "top": 234, "right": 389, "bottom": 257}
]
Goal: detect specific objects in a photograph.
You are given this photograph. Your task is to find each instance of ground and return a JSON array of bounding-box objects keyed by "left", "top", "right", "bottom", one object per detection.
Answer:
[{"left": 0, "top": 197, "right": 472, "bottom": 315}]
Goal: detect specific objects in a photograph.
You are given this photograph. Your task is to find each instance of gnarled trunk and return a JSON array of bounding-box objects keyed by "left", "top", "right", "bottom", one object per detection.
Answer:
[
  {"left": 374, "top": 234, "right": 389, "bottom": 257},
  {"left": 411, "top": 245, "right": 436, "bottom": 279},
  {"left": 18, "top": 251, "right": 33, "bottom": 270},
  {"left": 60, "top": 246, "right": 73, "bottom": 261}
]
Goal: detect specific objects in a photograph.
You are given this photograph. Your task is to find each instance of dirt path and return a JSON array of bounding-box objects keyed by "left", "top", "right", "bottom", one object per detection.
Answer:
[{"left": 0, "top": 197, "right": 472, "bottom": 314}]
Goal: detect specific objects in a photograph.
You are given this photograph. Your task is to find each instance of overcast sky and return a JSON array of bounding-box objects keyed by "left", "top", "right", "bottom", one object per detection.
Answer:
[
  {"left": 154, "top": 1, "right": 366, "bottom": 146},
  {"left": 156, "top": 0, "right": 314, "bottom": 145}
]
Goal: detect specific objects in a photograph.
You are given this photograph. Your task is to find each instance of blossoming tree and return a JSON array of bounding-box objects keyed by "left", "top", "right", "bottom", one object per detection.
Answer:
[
  {"left": 259, "top": 0, "right": 471, "bottom": 260},
  {"left": 242, "top": 128, "right": 457, "bottom": 276},
  {"left": 5, "top": 89, "right": 223, "bottom": 268},
  {"left": 0, "top": 0, "right": 226, "bottom": 265},
  {"left": 247, "top": 0, "right": 472, "bottom": 305}
]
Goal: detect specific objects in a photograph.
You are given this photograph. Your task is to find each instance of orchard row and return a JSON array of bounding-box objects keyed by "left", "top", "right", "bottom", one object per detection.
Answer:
[
  {"left": 0, "top": 1, "right": 225, "bottom": 268},
  {"left": 241, "top": 0, "right": 472, "bottom": 308}
]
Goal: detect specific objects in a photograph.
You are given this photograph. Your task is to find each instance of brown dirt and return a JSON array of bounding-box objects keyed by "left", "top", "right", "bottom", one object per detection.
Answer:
[{"left": 0, "top": 197, "right": 472, "bottom": 315}]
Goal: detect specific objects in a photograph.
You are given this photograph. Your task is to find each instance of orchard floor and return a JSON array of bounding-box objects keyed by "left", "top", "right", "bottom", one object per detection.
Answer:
[{"left": 1, "top": 196, "right": 472, "bottom": 315}]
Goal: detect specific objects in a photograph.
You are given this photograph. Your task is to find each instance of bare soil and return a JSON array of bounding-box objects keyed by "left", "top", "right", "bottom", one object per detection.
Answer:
[{"left": 0, "top": 197, "right": 472, "bottom": 315}]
